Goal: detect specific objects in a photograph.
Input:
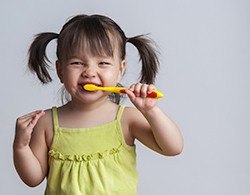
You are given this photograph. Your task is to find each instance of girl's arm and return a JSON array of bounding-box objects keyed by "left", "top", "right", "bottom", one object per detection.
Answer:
[
  {"left": 13, "top": 110, "right": 48, "bottom": 187},
  {"left": 125, "top": 83, "right": 183, "bottom": 156}
]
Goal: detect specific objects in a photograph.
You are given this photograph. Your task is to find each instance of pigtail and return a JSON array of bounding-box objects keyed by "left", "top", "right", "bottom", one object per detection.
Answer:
[
  {"left": 28, "top": 32, "right": 59, "bottom": 84},
  {"left": 126, "top": 35, "right": 159, "bottom": 84}
]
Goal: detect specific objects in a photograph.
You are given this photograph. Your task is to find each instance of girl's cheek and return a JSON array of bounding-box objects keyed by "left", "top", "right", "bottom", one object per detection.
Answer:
[{"left": 107, "top": 69, "right": 121, "bottom": 80}]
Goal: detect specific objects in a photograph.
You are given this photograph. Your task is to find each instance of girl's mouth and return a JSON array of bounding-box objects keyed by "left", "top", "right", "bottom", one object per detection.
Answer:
[{"left": 78, "top": 83, "right": 102, "bottom": 93}]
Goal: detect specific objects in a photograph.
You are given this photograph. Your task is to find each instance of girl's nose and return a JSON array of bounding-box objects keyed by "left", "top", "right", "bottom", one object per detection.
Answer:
[{"left": 82, "top": 67, "right": 96, "bottom": 78}]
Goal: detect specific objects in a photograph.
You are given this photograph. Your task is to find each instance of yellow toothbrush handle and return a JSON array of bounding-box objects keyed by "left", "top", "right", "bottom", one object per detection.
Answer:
[
  {"left": 106, "top": 87, "right": 126, "bottom": 93},
  {"left": 113, "top": 87, "right": 164, "bottom": 99},
  {"left": 84, "top": 84, "right": 164, "bottom": 99}
]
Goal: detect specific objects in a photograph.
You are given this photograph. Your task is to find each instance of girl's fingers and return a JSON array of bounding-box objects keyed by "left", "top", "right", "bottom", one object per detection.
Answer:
[
  {"left": 129, "top": 84, "right": 135, "bottom": 92},
  {"left": 14, "top": 110, "right": 45, "bottom": 149},
  {"left": 18, "top": 110, "right": 44, "bottom": 121},
  {"left": 17, "top": 110, "right": 45, "bottom": 128},
  {"left": 27, "top": 113, "right": 40, "bottom": 128},
  {"left": 125, "top": 89, "right": 136, "bottom": 101},
  {"left": 147, "top": 84, "right": 155, "bottom": 94},
  {"left": 134, "top": 83, "right": 143, "bottom": 97},
  {"left": 141, "top": 84, "right": 148, "bottom": 98},
  {"left": 129, "top": 83, "right": 156, "bottom": 98},
  {"left": 28, "top": 111, "right": 45, "bottom": 127}
]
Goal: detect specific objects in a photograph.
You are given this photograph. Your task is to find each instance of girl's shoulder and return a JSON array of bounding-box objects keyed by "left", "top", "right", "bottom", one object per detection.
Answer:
[
  {"left": 34, "top": 108, "right": 53, "bottom": 129},
  {"left": 123, "top": 106, "right": 144, "bottom": 121},
  {"left": 122, "top": 106, "right": 148, "bottom": 129},
  {"left": 39, "top": 108, "right": 53, "bottom": 127},
  {"left": 122, "top": 106, "right": 150, "bottom": 146}
]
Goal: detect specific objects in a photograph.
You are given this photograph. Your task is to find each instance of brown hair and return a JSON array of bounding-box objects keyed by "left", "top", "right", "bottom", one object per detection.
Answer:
[{"left": 28, "top": 14, "right": 159, "bottom": 104}]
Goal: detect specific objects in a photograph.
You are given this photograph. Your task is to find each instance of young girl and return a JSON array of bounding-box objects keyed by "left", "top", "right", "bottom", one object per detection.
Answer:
[{"left": 13, "top": 14, "right": 183, "bottom": 195}]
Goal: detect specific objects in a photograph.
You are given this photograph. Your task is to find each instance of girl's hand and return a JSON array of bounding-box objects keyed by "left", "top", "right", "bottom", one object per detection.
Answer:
[
  {"left": 125, "top": 83, "right": 158, "bottom": 114},
  {"left": 14, "top": 110, "right": 45, "bottom": 150}
]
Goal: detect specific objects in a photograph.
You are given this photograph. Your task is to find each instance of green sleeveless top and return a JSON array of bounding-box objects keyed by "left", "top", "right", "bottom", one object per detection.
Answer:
[{"left": 45, "top": 106, "right": 138, "bottom": 195}]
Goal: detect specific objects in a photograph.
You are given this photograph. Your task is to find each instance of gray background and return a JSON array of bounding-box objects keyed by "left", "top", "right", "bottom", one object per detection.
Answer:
[{"left": 1, "top": 0, "right": 249, "bottom": 194}]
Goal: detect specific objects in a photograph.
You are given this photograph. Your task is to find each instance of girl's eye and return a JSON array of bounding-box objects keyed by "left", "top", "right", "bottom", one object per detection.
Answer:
[
  {"left": 99, "top": 62, "right": 110, "bottom": 66},
  {"left": 70, "top": 62, "right": 84, "bottom": 66}
]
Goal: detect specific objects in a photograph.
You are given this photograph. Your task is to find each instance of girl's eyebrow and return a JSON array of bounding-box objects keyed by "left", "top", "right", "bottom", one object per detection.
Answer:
[{"left": 68, "top": 56, "right": 89, "bottom": 62}]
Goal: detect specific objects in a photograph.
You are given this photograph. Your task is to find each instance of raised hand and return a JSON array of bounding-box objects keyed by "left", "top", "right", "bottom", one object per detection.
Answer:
[
  {"left": 125, "top": 83, "right": 158, "bottom": 114},
  {"left": 14, "top": 110, "right": 45, "bottom": 149}
]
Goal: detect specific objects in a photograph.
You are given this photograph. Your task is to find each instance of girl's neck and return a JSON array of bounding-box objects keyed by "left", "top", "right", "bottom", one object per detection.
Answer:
[{"left": 65, "top": 98, "right": 115, "bottom": 113}]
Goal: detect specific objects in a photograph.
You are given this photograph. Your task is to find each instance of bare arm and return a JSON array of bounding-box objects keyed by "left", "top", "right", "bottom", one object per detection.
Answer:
[
  {"left": 13, "top": 110, "right": 48, "bottom": 187},
  {"left": 125, "top": 83, "right": 184, "bottom": 156},
  {"left": 141, "top": 106, "right": 183, "bottom": 155}
]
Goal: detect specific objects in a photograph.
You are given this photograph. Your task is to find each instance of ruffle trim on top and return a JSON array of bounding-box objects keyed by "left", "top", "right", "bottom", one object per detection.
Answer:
[{"left": 48, "top": 143, "right": 123, "bottom": 162}]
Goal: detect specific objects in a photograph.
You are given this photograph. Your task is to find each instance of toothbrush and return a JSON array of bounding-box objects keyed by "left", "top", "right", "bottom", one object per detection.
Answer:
[{"left": 83, "top": 84, "right": 164, "bottom": 99}]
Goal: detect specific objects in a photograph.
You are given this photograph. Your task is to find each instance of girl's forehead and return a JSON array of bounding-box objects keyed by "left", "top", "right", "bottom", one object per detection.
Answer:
[{"left": 68, "top": 36, "right": 120, "bottom": 59}]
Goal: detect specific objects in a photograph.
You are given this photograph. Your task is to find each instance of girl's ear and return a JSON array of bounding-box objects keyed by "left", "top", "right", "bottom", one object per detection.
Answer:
[
  {"left": 117, "top": 60, "right": 127, "bottom": 82},
  {"left": 56, "top": 60, "right": 64, "bottom": 83}
]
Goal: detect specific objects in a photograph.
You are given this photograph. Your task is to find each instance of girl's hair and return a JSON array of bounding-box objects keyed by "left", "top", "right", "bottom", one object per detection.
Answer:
[{"left": 28, "top": 14, "right": 159, "bottom": 104}]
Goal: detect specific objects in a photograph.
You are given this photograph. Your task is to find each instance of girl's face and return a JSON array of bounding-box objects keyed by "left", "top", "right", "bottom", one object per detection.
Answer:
[{"left": 56, "top": 44, "right": 126, "bottom": 104}]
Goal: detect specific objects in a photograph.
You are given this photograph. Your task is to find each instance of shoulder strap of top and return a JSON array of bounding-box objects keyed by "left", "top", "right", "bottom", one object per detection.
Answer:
[
  {"left": 52, "top": 107, "right": 59, "bottom": 130},
  {"left": 116, "top": 105, "right": 125, "bottom": 121}
]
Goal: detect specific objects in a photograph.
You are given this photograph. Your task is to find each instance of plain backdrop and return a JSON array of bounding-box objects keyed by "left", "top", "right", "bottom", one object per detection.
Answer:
[{"left": 1, "top": 0, "right": 250, "bottom": 194}]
